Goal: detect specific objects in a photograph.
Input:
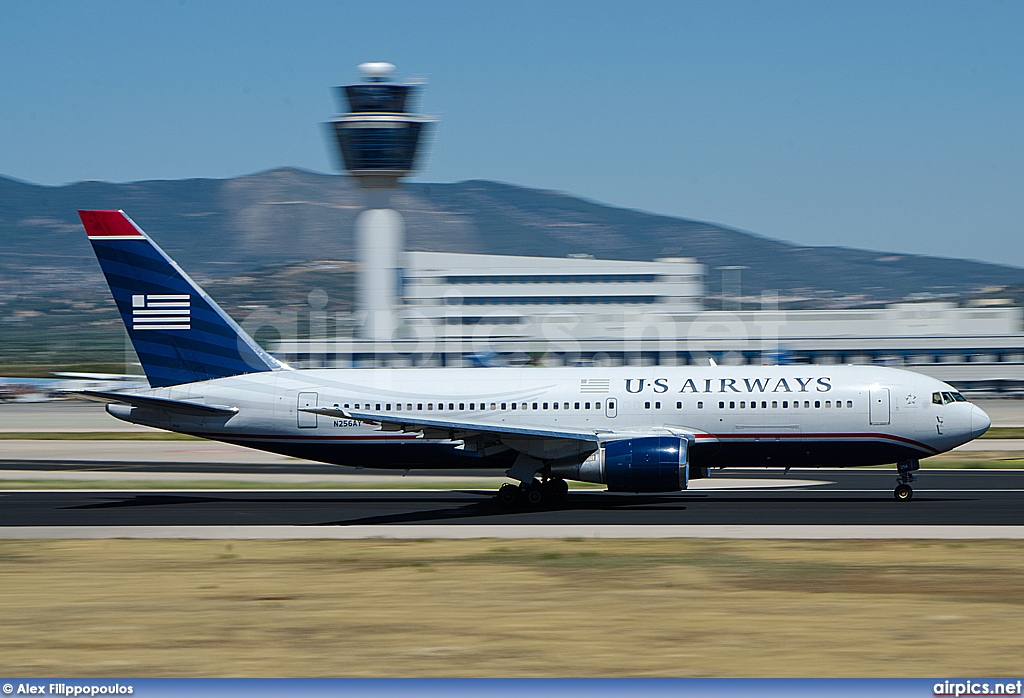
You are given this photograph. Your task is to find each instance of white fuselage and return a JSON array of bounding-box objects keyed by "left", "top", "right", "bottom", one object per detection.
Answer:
[{"left": 107, "top": 364, "right": 989, "bottom": 473}]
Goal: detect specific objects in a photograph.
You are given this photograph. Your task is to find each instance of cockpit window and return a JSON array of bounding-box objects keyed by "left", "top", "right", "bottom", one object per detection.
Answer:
[{"left": 934, "top": 391, "right": 968, "bottom": 405}]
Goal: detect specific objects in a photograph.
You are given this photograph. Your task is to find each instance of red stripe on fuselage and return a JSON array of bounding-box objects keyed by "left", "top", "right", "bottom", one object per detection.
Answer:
[
  {"left": 693, "top": 431, "right": 939, "bottom": 454},
  {"left": 182, "top": 430, "right": 939, "bottom": 454}
]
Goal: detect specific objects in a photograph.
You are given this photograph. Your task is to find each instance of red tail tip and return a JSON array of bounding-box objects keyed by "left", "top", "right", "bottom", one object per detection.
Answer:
[{"left": 79, "top": 210, "right": 144, "bottom": 238}]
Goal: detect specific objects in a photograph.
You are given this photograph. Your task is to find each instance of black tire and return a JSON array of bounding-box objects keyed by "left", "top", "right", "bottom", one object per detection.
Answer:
[
  {"left": 498, "top": 484, "right": 520, "bottom": 506},
  {"left": 552, "top": 479, "right": 569, "bottom": 499},
  {"left": 552, "top": 474, "right": 569, "bottom": 497},
  {"left": 526, "top": 487, "right": 544, "bottom": 506},
  {"left": 894, "top": 484, "right": 913, "bottom": 501}
]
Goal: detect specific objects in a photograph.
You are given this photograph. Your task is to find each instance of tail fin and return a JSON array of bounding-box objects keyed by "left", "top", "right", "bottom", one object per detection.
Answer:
[{"left": 79, "top": 210, "right": 283, "bottom": 388}]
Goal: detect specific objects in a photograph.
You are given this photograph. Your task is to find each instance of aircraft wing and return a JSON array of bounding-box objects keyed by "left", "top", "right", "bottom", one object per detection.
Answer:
[
  {"left": 299, "top": 406, "right": 701, "bottom": 466},
  {"left": 300, "top": 405, "right": 604, "bottom": 442},
  {"left": 67, "top": 389, "right": 239, "bottom": 416}
]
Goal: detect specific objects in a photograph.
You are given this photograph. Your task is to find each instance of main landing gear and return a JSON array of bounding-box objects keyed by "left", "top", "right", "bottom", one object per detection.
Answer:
[
  {"left": 497, "top": 478, "right": 569, "bottom": 507},
  {"left": 894, "top": 459, "right": 920, "bottom": 501}
]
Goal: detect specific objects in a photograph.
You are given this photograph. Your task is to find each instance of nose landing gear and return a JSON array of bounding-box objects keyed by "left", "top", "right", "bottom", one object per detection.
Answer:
[{"left": 894, "top": 460, "right": 920, "bottom": 501}]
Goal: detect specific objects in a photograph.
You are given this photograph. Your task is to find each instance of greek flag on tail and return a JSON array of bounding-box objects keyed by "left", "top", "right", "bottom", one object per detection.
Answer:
[{"left": 79, "top": 210, "right": 283, "bottom": 388}]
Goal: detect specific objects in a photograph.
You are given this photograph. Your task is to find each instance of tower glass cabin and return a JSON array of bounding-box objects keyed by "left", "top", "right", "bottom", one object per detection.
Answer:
[{"left": 326, "top": 63, "right": 433, "bottom": 188}]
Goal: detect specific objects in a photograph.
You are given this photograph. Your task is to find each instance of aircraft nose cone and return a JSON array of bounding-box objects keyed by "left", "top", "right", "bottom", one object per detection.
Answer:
[{"left": 971, "top": 405, "right": 991, "bottom": 439}]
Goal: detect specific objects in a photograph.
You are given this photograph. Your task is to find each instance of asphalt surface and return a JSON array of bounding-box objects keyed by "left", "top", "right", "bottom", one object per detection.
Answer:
[{"left": 2, "top": 469, "right": 1022, "bottom": 527}]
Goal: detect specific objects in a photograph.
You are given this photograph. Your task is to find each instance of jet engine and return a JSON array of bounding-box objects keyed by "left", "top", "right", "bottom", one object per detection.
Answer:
[{"left": 550, "top": 436, "right": 690, "bottom": 492}]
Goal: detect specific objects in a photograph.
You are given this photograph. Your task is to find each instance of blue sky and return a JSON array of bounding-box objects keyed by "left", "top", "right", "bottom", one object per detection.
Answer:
[{"left": 1, "top": 1, "right": 1021, "bottom": 267}]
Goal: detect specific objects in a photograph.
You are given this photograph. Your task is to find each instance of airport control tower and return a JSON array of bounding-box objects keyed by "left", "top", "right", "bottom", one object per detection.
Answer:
[{"left": 326, "top": 62, "right": 434, "bottom": 340}]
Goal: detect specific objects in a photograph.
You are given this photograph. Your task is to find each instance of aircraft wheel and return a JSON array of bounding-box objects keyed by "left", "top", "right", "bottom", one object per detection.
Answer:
[
  {"left": 894, "top": 484, "right": 914, "bottom": 501},
  {"left": 553, "top": 478, "right": 569, "bottom": 499},
  {"left": 498, "top": 483, "right": 520, "bottom": 506},
  {"left": 526, "top": 486, "right": 544, "bottom": 506}
]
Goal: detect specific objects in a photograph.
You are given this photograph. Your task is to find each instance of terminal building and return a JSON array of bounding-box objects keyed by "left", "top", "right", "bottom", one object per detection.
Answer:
[
  {"left": 400, "top": 251, "right": 704, "bottom": 339},
  {"left": 272, "top": 250, "right": 1024, "bottom": 395}
]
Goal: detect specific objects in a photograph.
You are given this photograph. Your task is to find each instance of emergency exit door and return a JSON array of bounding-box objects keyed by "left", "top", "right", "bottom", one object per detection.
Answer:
[
  {"left": 297, "top": 392, "right": 318, "bottom": 428},
  {"left": 869, "top": 389, "right": 890, "bottom": 425},
  {"left": 605, "top": 397, "right": 618, "bottom": 418}
]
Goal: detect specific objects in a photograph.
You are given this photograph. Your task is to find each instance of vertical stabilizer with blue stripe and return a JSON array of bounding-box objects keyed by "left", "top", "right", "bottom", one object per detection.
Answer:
[{"left": 80, "top": 210, "right": 283, "bottom": 388}]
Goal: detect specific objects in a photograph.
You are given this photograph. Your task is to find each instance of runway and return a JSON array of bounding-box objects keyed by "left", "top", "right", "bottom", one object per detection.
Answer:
[{"left": 2, "top": 470, "right": 1023, "bottom": 537}]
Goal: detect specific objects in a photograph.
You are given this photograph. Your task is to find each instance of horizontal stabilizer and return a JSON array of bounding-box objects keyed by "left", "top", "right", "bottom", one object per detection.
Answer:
[{"left": 67, "top": 390, "right": 238, "bottom": 416}]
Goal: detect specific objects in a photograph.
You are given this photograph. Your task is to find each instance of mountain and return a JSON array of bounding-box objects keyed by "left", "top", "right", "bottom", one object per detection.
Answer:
[{"left": 2, "top": 166, "right": 1023, "bottom": 307}]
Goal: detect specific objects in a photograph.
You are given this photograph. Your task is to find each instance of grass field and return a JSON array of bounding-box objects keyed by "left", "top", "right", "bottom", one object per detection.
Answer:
[{"left": 1, "top": 538, "right": 1023, "bottom": 677}]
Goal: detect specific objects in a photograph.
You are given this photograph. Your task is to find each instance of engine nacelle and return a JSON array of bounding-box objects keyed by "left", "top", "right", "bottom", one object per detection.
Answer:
[{"left": 550, "top": 436, "right": 690, "bottom": 492}]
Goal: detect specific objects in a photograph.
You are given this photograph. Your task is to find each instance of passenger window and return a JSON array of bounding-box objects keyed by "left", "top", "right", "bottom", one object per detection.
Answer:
[
  {"left": 847, "top": 401, "right": 853, "bottom": 408},
  {"left": 804, "top": 401, "right": 810, "bottom": 408},
  {"left": 719, "top": 401, "right": 725, "bottom": 409},
  {"left": 502, "top": 403, "right": 507, "bottom": 410},
  {"left": 740, "top": 401, "right": 746, "bottom": 408},
  {"left": 563, "top": 402, "right": 569, "bottom": 410},
  {"left": 825, "top": 401, "right": 831, "bottom": 408},
  {"left": 417, "top": 403, "right": 423, "bottom": 410},
  {"left": 655, "top": 402, "right": 661, "bottom": 409},
  {"left": 470, "top": 403, "right": 475, "bottom": 410},
  {"left": 585, "top": 402, "right": 591, "bottom": 409},
  {"left": 815, "top": 401, "right": 821, "bottom": 408},
  {"left": 762, "top": 401, "right": 767, "bottom": 409},
  {"left": 375, "top": 404, "right": 381, "bottom": 410},
  {"left": 676, "top": 401, "right": 682, "bottom": 409},
  {"left": 697, "top": 402, "right": 703, "bottom": 409},
  {"left": 492, "top": 403, "right": 498, "bottom": 410},
  {"left": 543, "top": 403, "right": 549, "bottom": 410},
  {"left": 553, "top": 402, "right": 559, "bottom": 410},
  {"left": 511, "top": 403, "right": 517, "bottom": 410},
  {"left": 595, "top": 402, "right": 602, "bottom": 409},
  {"left": 427, "top": 404, "right": 433, "bottom": 410},
  {"left": 459, "top": 403, "right": 465, "bottom": 410},
  {"left": 644, "top": 402, "right": 651, "bottom": 409},
  {"left": 730, "top": 401, "right": 735, "bottom": 409},
  {"left": 533, "top": 403, "right": 538, "bottom": 410},
  {"left": 575, "top": 402, "right": 580, "bottom": 409},
  {"left": 449, "top": 403, "right": 454, "bottom": 411},
  {"left": 772, "top": 401, "right": 778, "bottom": 408},
  {"left": 782, "top": 401, "right": 788, "bottom": 408}
]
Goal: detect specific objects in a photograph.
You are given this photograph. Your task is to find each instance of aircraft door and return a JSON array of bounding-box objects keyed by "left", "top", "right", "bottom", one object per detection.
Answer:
[
  {"left": 869, "top": 388, "right": 890, "bottom": 425},
  {"left": 297, "top": 392, "right": 318, "bottom": 428},
  {"left": 605, "top": 397, "right": 618, "bottom": 419}
]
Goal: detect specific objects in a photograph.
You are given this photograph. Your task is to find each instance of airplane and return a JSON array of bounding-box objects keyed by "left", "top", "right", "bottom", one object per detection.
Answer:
[{"left": 71, "top": 209, "right": 991, "bottom": 504}]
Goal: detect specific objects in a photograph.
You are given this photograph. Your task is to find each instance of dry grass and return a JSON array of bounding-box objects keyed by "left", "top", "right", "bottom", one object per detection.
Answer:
[{"left": 2, "top": 539, "right": 1024, "bottom": 677}]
